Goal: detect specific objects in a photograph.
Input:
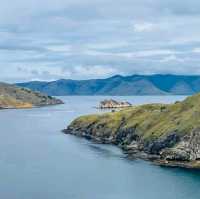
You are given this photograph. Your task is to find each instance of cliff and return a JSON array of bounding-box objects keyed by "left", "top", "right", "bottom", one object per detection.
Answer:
[
  {"left": 64, "top": 94, "right": 200, "bottom": 169},
  {"left": 0, "top": 82, "right": 63, "bottom": 109}
]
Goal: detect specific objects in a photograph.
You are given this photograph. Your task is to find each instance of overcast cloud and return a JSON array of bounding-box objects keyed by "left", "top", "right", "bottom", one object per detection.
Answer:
[{"left": 1, "top": 0, "right": 200, "bottom": 82}]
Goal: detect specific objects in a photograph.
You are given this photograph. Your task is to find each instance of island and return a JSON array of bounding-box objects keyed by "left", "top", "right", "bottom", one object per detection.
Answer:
[
  {"left": 64, "top": 93, "right": 200, "bottom": 169},
  {"left": 98, "top": 99, "right": 132, "bottom": 109},
  {"left": 0, "top": 82, "right": 63, "bottom": 109}
]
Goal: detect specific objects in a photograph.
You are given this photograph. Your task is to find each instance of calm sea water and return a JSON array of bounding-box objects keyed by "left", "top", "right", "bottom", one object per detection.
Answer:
[{"left": 0, "top": 96, "right": 200, "bottom": 199}]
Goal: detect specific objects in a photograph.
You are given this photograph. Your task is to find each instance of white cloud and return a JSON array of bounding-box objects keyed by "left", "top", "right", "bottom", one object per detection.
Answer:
[
  {"left": 133, "top": 22, "right": 156, "bottom": 32},
  {"left": 85, "top": 49, "right": 176, "bottom": 59},
  {"left": 160, "top": 55, "right": 184, "bottom": 63},
  {"left": 2, "top": 0, "right": 200, "bottom": 82},
  {"left": 1, "top": 65, "right": 72, "bottom": 82},
  {"left": 74, "top": 65, "right": 117, "bottom": 77},
  {"left": 193, "top": 48, "right": 200, "bottom": 53},
  {"left": 133, "top": 49, "right": 175, "bottom": 57},
  {"left": 46, "top": 45, "right": 71, "bottom": 53}
]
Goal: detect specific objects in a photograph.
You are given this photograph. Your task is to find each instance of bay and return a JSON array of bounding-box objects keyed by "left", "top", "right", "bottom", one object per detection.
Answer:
[{"left": 0, "top": 96, "right": 200, "bottom": 199}]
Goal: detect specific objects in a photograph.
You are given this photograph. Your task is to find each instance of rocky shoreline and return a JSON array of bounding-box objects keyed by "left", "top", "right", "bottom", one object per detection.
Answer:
[
  {"left": 63, "top": 94, "right": 200, "bottom": 169},
  {"left": 63, "top": 127, "right": 200, "bottom": 169}
]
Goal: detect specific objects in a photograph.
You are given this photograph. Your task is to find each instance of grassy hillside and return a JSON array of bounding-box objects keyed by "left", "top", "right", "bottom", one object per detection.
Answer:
[
  {"left": 65, "top": 94, "right": 200, "bottom": 168},
  {"left": 0, "top": 82, "right": 63, "bottom": 109},
  {"left": 70, "top": 94, "right": 200, "bottom": 141},
  {"left": 0, "top": 95, "right": 33, "bottom": 109}
]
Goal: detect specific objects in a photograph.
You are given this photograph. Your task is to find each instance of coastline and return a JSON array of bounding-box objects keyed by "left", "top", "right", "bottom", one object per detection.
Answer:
[
  {"left": 0, "top": 102, "right": 64, "bottom": 110},
  {"left": 63, "top": 129, "right": 200, "bottom": 169},
  {"left": 62, "top": 129, "right": 200, "bottom": 171},
  {"left": 63, "top": 94, "right": 200, "bottom": 170}
]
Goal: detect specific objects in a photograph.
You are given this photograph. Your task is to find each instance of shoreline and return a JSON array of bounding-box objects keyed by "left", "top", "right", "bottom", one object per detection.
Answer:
[
  {"left": 62, "top": 93, "right": 200, "bottom": 170},
  {"left": 0, "top": 101, "right": 64, "bottom": 110},
  {"left": 63, "top": 128, "right": 200, "bottom": 170}
]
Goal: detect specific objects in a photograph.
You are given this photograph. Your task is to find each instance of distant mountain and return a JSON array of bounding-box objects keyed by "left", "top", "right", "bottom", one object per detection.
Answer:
[
  {"left": 0, "top": 82, "right": 63, "bottom": 109},
  {"left": 16, "top": 74, "right": 200, "bottom": 96}
]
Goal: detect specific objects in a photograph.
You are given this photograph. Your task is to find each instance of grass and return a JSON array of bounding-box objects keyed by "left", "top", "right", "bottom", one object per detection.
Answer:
[
  {"left": 0, "top": 95, "right": 33, "bottom": 108},
  {"left": 0, "top": 82, "right": 62, "bottom": 109},
  {"left": 70, "top": 93, "right": 200, "bottom": 141}
]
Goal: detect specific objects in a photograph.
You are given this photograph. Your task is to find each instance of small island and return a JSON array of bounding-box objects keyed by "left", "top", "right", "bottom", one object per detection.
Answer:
[
  {"left": 0, "top": 82, "right": 63, "bottom": 109},
  {"left": 64, "top": 93, "right": 200, "bottom": 169},
  {"left": 98, "top": 99, "right": 132, "bottom": 109}
]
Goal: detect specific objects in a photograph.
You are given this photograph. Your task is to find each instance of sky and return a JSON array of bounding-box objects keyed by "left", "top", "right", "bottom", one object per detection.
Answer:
[{"left": 1, "top": 0, "right": 200, "bottom": 82}]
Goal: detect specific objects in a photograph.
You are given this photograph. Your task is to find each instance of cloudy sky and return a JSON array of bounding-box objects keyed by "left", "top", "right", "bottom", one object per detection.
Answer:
[{"left": 1, "top": 0, "right": 200, "bottom": 82}]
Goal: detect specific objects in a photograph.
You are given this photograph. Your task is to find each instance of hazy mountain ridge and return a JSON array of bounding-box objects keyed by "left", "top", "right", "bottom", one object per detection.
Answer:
[{"left": 17, "top": 74, "right": 200, "bottom": 96}]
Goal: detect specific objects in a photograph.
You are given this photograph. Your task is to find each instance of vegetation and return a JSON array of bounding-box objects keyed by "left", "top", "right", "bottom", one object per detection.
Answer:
[
  {"left": 0, "top": 95, "right": 33, "bottom": 109},
  {"left": 0, "top": 82, "right": 63, "bottom": 109},
  {"left": 71, "top": 93, "right": 200, "bottom": 142}
]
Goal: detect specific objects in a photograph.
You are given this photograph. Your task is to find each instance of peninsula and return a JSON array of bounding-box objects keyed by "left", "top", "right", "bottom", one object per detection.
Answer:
[
  {"left": 64, "top": 93, "right": 200, "bottom": 169},
  {"left": 0, "top": 82, "right": 63, "bottom": 109}
]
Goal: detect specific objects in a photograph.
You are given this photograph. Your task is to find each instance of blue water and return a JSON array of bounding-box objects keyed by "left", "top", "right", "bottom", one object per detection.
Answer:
[{"left": 0, "top": 96, "right": 200, "bottom": 199}]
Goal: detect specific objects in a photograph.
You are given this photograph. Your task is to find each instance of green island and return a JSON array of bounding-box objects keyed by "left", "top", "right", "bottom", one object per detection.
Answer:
[
  {"left": 64, "top": 94, "right": 200, "bottom": 169},
  {"left": 0, "top": 82, "right": 63, "bottom": 109}
]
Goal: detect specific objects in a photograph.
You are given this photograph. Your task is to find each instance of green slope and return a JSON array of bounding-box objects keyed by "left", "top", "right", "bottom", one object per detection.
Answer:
[
  {"left": 65, "top": 94, "right": 200, "bottom": 168},
  {"left": 0, "top": 82, "right": 63, "bottom": 109}
]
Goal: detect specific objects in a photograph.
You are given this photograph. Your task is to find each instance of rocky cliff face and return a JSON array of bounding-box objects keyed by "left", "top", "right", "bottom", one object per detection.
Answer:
[
  {"left": 64, "top": 94, "right": 200, "bottom": 169},
  {"left": 0, "top": 82, "right": 63, "bottom": 109}
]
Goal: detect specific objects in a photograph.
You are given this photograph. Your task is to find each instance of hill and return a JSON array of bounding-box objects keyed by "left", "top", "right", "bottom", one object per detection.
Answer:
[
  {"left": 17, "top": 74, "right": 200, "bottom": 96},
  {"left": 64, "top": 94, "right": 200, "bottom": 169},
  {"left": 0, "top": 82, "right": 63, "bottom": 109}
]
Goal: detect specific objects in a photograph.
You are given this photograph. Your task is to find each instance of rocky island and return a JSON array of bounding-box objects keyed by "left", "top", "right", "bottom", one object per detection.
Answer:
[
  {"left": 0, "top": 82, "right": 63, "bottom": 109},
  {"left": 64, "top": 94, "right": 200, "bottom": 169},
  {"left": 98, "top": 99, "right": 132, "bottom": 109}
]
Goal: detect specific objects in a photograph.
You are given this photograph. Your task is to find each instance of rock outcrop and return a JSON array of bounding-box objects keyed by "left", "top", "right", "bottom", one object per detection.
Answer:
[
  {"left": 64, "top": 94, "right": 200, "bottom": 169},
  {"left": 0, "top": 82, "right": 63, "bottom": 109},
  {"left": 99, "top": 99, "right": 132, "bottom": 109}
]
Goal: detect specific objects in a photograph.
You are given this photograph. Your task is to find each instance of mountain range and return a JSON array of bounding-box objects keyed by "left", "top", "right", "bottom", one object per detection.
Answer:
[{"left": 16, "top": 74, "right": 200, "bottom": 96}]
